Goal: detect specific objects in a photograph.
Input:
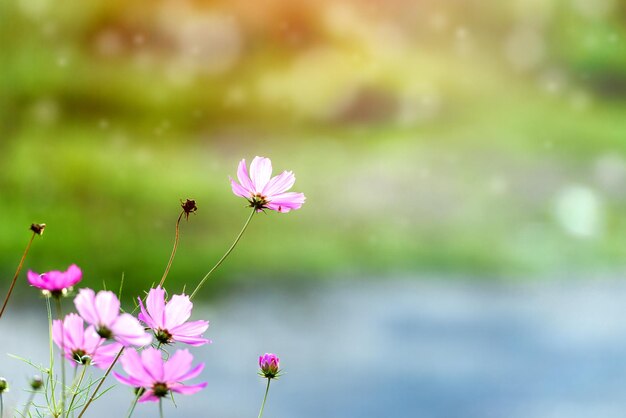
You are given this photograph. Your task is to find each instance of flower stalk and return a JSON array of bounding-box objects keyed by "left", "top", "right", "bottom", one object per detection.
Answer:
[
  {"left": 257, "top": 378, "right": 271, "bottom": 418},
  {"left": 189, "top": 208, "right": 255, "bottom": 300},
  {"left": 0, "top": 227, "right": 40, "bottom": 319}
]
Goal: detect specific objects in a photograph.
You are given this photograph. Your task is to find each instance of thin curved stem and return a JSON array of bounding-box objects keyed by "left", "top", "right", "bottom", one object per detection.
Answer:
[
  {"left": 0, "top": 231, "right": 36, "bottom": 319},
  {"left": 22, "top": 391, "right": 36, "bottom": 417},
  {"left": 159, "top": 211, "right": 184, "bottom": 288},
  {"left": 66, "top": 364, "right": 87, "bottom": 416},
  {"left": 125, "top": 391, "right": 141, "bottom": 418},
  {"left": 76, "top": 347, "right": 124, "bottom": 418},
  {"left": 257, "top": 378, "right": 271, "bottom": 418},
  {"left": 46, "top": 296, "right": 58, "bottom": 415},
  {"left": 55, "top": 298, "right": 66, "bottom": 418},
  {"left": 190, "top": 209, "right": 255, "bottom": 300}
]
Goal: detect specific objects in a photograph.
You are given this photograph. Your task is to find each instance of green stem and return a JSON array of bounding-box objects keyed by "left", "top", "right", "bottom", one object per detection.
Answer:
[
  {"left": 66, "top": 364, "right": 87, "bottom": 417},
  {"left": 0, "top": 231, "right": 36, "bottom": 319},
  {"left": 189, "top": 209, "right": 255, "bottom": 300},
  {"left": 46, "top": 296, "right": 58, "bottom": 415},
  {"left": 159, "top": 211, "right": 184, "bottom": 288},
  {"left": 125, "top": 391, "right": 141, "bottom": 418},
  {"left": 55, "top": 297, "right": 66, "bottom": 418},
  {"left": 159, "top": 398, "right": 164, "bottom": 418},
  {"left": 22, "top": 391, "right": 36, "bottom": 417},
  {"left": 76, "top": 347, "right": 124, "bottom": 418},
  {"left": 257, "top": 378, "right": 271, "bottom": 418}
]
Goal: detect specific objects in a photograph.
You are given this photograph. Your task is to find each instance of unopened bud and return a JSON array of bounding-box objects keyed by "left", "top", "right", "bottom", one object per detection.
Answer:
[
  {"left": 30, "top": 223, "right": 46, "bottom": 235},
  {"left": 258, "top": 353, "right": 281, "bottom": 379},
  {"left": 30, "top": 375, "right": 43, "bottom": 390},
  {"left": 0, "top": 377, "right": 8, "bottom": 393}
]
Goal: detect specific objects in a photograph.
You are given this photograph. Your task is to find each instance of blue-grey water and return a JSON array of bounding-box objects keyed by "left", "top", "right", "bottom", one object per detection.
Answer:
[{"left": 3, "top": 278, "right": 626, "bottom": 418}]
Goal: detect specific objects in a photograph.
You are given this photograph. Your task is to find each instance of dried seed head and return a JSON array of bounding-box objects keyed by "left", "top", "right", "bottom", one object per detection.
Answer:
[{"left": 30, "top": 223, "right": 46, "bottom": 235}]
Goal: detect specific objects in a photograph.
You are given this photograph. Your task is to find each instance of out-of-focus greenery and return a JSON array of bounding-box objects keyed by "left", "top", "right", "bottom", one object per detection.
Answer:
[{"left": 1, "top": 0, "right": 626, "bottom": 298}]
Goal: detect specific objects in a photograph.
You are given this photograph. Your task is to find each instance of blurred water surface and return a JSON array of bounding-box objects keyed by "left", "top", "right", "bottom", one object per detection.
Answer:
[{"left": 4, "top": 278, "right": 626, "bottom": 418}]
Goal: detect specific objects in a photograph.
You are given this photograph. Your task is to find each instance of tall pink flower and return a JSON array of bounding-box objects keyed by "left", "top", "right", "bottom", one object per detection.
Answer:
[
  {"left": 27, "top": 264, "right": 82, "bottom": 296},
  {"left": 230, "top": 156, "right": 306, "bottom": 213},
  {"left": 138, "top": 287, "right": 210, "bottom": 347},
  {"left": 113, "top": 347, "right": 207, "bottom": 402},
  {"left": 74, "top": 288, "right": 152, "bottom": 347},
  {"left": 52, "top": 313, "right": 122, "bottom": 369}
]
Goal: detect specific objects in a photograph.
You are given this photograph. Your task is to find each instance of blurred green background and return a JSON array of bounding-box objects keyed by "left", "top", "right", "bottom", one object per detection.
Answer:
[{"left": 1, "top": 0, "right": 626, "bottom": 299}]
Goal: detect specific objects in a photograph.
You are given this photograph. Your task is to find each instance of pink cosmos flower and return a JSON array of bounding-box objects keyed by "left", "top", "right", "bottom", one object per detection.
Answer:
[
  {"left": 113, "top": 347, "right": 207, "bottom": 402},
  {"left": 138, "top": 287, "right": 210, "bottom": 347},
  {"left": 259, "top": 353, "right": 280, "bottom": 379},
  {"left": 230, "top": 156, "right": 306, "bottom": 213},
  {"left": 74, "top": 288, "right": 152, "bottom": 347},
  {"left": 52, "top": 313, "right": 122, "bottom": 369},
  {"left": 27, "top": 264, "right": 82, "bottom": 295}
]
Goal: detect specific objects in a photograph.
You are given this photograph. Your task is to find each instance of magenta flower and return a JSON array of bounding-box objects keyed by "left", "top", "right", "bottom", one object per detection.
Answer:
[
  {"left": 230, "top": 156, "right": 306, "bottom": 213},
  {"left": 138, "top": 287, "right": 210, "bottom": 347},
  {"left": 52, "top": 313, "right": 122, "bottom": 369},
  {"left": 74, "top": 288, "right": 152, "bottom": 347},
  {"left": 27, "top": 264, "right": 82, "bottom": 296},
  {"left": 259, "top": 353, "right": 280, "bottom": 379},
  {"left": 113, "top": 347, "right": 207, "bottom": 402}
]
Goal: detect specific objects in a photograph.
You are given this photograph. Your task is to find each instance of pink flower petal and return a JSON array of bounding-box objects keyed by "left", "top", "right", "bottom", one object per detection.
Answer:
[
  {"left": 249, "top": 156, "right": 273, "bottom": 192},
  {"left": 146, "top": 287, "right": 166, "bottom": 328},
  {"left": 141, "top": 347, "right": 165, "bottom": 382},
  {"left": 262, "top": 170, "right": 295, "bottom": 197},
  {"left": 75, "top": 288, "right": 99, "bottom": 325},
  {"left": 230, "top": 177, "right": 252, "bottom": 198},
  {"left": 94, "top": 291, "right": 121, "bottom": 326},
  {"left": 119, "top": 349, "right": 154, "bottom": 386},
  {"left": 266, "top": 192, "right": 306, "bottom": 212},
  {"left": 111, "top": 314, "right": 152, "bottom": 347},
  {"left": 163, "top": 349, "right": 193, "bottom": 381},
  {"left": 163, "top": 295, "right": 192, "bottom": 329},
  {"left": 236, "top": 159, "right": 255, "bottom": 193},
  {"left": 170, "top": 382, "right": 207, "bottom": 396}
]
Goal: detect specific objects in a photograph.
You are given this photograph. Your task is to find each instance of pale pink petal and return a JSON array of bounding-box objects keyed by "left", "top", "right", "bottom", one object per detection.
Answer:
[
  {"left": 230, "top": 177, "right": 252, "bottom": 198},
  {"left": 170, "top": 382, "right": 207, "bottom": 395},
  {"left": 262, "top": 171, "right": 295, "bottom": 197},
  {"left": 173, "top": 335, "right": 211, "bottom": 346},
  {"left": 236, "top": 159, "right": 255, "bottom": 193},
  {"left": 113, "top": 371, "right": 146, "bottom": 388},
  {"left": 92, "top": 340, "right": 123, "bottom": 369},
  {"left": 75, "top": 288, "right": 99, "bottom": 325},
  {"left": 111, "top": 314, "right": 152, "bottom": 347},
  {"left": 266, "top": 192, "right": 306, "bottom": 212},
  {"left": 146, "top": 287, "right": 166, "bottom": 328},
  {"left": 52, "top": 319, "right": 64, "bottom": 350},
  {"left": 137, "top": 297, "right": 156, "bottom": 329},
  {"left": 138, "top": 390, "right": 160, "bottom": 403},
  {"left": 94, "top": 291, "right": 120, "bottom": 326},
  {"left": 163, "top": 349, "right": 194, "bottom": 382},
  {"left": 249, "top": 156, "right": 272, "bottom": 192},
  {"left": 119, "top": 349, "right": 154, "bottom": 386},
  {"left": 141, "top": 347, "right": 164, "bottom": 382},
  {"left": 174, "top": 362, "right": 205, "bottom": 382},
  {"left": 170, "top": 320, "right": 209, "bottom": 346},
  {"left": 63, "top": 314, "right": 86, "bottom": 350},
  {"left": 163, "top": 295, "right": 192, "bottom": 329}
]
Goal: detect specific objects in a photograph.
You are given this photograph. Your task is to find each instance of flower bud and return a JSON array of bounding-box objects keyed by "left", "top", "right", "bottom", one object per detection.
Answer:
[
  {"left": 30, "top": 223, "right": 46, "bottom": 235},
  {"left": 30, "top": 375, "right": 43, "bottom": 390},
  {"left": 0, "top": 377, "right": 8, "bottom": 393},
  {"left": 258, "top": 353, "right": 280, "bottom": 379}
]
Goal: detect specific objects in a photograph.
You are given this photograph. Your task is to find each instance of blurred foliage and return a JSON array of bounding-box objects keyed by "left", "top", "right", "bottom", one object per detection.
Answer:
[{"left": 1, "top": 0, "right": 626, "bottom": 300}]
